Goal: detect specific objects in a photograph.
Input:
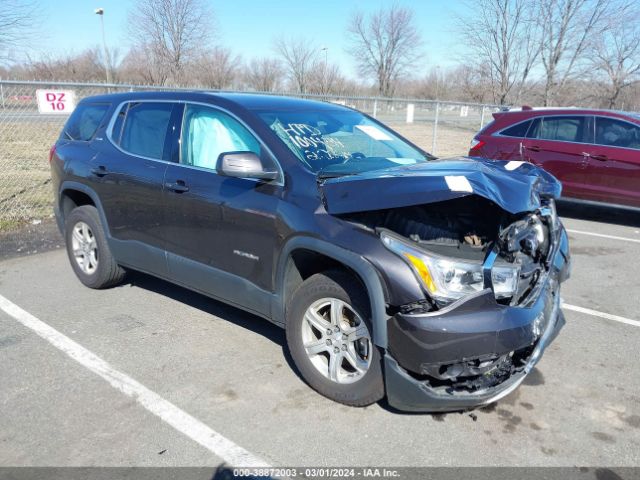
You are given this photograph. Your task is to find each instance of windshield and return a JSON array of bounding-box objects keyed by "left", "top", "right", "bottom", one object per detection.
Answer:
[{"left": 256, "top": 109, "right": 431, "bottom": 177}]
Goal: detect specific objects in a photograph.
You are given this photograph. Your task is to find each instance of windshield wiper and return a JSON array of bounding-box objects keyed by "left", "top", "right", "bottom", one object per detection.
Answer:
[
  {"left": 316, "top": 169, "right": 359, "bottom": 181},
  {"left": 317, "top": 171, "right": 346, "bottom": 180}
]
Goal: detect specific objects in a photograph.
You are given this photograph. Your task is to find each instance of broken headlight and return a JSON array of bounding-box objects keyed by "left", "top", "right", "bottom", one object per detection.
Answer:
[{"left": 381, "top": 231, "right": 519, "bottom": 303}]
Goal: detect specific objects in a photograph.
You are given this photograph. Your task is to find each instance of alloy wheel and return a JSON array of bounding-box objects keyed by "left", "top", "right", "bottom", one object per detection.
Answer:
[
  {"left": 301, "top": 297, "right": 372, "bottom": 384},
  {"left": 71, "top": 221, "right": 98, "bottom": 275}
]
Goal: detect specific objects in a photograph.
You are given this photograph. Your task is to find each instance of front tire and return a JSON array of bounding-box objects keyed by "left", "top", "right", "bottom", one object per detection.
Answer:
[
  {"left": 286, "top": 270, "right": 384, "bottom": 406},
  {"left": 65, "top": 205, "right": 126, "bottom": 289}
]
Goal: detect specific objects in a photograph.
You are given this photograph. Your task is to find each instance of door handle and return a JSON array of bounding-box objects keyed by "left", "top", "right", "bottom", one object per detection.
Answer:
[
  {"left": 591, "top": 154, "right": 608, "bottom": 162},
  {"left": 165, "top": 180, "right": 190, "bottom": 193},
  {"left": 90, "top": 166, "right": 108, "bottom": 177},
  {"left": 526, "top": 145, "right": 541, "bottom": 152}
]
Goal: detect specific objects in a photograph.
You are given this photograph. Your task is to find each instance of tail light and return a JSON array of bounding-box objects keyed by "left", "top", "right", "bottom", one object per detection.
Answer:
[
  {"left": 469, "top": 138, "right": 485, "bottom": 155},
  {"left": 49, "top": 144, "right": 56, "bottom": 163}
]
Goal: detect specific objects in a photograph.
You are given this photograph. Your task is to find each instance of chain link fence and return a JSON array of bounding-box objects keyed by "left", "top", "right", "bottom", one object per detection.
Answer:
[{"left": 0, "top": 79, "right": 501, "bottom": 228}]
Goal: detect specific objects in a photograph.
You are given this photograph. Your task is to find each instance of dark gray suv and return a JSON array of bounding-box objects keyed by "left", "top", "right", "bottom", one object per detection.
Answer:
[{"left": 50, "top": 91, "right": 571, "bottom": 412}]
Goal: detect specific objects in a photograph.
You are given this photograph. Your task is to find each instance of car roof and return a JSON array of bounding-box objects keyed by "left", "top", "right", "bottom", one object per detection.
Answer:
[
  {"left": 210, "top": 92, "right": 342, "bottom": 111},
  {"left": 500, "top": 107, "right": 640, "bottom": 118},
  {"left": 80, "top": 90, "right": 344, "bottom": 112},
  {"left": 489, "top": 107, "right": 640, "bottom": 129}
]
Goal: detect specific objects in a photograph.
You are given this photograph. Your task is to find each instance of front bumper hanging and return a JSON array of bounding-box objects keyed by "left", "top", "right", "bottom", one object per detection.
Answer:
[{"left": 384, "top": 227, "right": 571, "bottom": 412}]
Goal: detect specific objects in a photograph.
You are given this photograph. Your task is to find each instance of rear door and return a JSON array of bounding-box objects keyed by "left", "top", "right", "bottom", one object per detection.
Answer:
[
  {"left": 489, "top": 119, "right": 532, "bottom": 160},
  {"left": 521, "top": 115, "right": 593, "bottom": 198},
  {"left": 90, "top": 100, "right": 177, "bottom": 275},
  {"left": 579, "top": 116, "right": 640, "bottom": 207},
  {"left": 54, "top": 101, "right": 111, "bottom": 193},
  {"left": 162, "top": 103, "right": 284, "bottom": 314}
]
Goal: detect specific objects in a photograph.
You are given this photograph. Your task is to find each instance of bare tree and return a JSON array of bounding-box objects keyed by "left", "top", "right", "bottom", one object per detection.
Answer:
[
  {"left": 273, "top": 37, "right": 319, "bottom": 93},
  {"left": 94, "top": 46, "right": 122, "bottom": 83},
  {"left": 0, "top": 0, "right": 39, "bottom": 63},
  {"left": 459, "top": 0, "right": 540, "bottom": 105},
  {"left": 346, "top": 5, "right": 422, "bottom": 97},
  {"left": 18, "top": 48, "right": 110, "bottom": 82},
  {"left": 308, "top": 59, "right": 346, "bottom": 95},
  {"left": 538, "top": 0, "right": 616, "bottom": 106},
  {"left": 119, "top": 46, "right": 164, "bottom": 84},
  {"left": 590, "top": 4, "right": 640, "bottom": 108},
  {"left": 193, "top": 47, "right": 240, "bottom": 90},
  {"left": 409, "top": 67, "right": 454, "bottom": 102},
  {"left": 245, "top": 57, "right": 284, "bottom": 92},
  {"left": 454, "top": 65, "right": 496, "bottom": 104},
  {"left": 128, "top": 0, "right": 214, "bottom": 84}
]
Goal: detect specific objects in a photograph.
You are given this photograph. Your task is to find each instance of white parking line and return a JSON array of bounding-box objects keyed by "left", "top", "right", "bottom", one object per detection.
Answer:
[
  {"left": 566, "top": 229, "right": 640, "bottom": 244},
  {"left": 563, "top": 303, "right": 640, "bottom": 328},
  {"left": 0, "top": 293, "right": 270, "bottom": 468}
]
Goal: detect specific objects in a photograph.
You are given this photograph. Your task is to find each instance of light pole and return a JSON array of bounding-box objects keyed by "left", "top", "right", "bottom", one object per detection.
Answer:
[
  {"left": 321, "top": 46, "right": 328, "bottom": 94},
  {"left": 432, "top": 65, "right": 441, "bottom": 155},
  {"left": 95, "top": 8, "right": 112, "bottom": 84}
]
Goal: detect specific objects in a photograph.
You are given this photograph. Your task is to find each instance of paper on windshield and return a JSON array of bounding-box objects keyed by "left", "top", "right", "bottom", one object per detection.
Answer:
[{"left": 355, "top": 125, "right": 392, "bottom": 141}]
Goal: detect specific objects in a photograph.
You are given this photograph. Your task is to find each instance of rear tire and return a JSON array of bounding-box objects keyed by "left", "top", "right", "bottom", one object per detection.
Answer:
[
  {"left": 65, "top": 205, "right": 126, "bottom": 289},
  {"left": 286, "top": 270, "right": 384, "bottom": 407}
]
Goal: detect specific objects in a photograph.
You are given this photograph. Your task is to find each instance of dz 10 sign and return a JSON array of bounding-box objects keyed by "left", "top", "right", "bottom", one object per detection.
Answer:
[{"left": 36, "top": 90, "right": 76, "bottom": 114}]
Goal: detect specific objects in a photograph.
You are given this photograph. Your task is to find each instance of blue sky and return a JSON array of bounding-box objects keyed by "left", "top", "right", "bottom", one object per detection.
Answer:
[{"left": 31, "top": 0, "right": 465, "bottom": 78}]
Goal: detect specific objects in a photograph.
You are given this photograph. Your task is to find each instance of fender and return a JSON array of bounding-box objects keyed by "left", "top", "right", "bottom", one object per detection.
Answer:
[
  {"left": 274, "top": 236, "right": 390, "bottom": 348},
  {"left": 58, "top": 181, "right": 112, "bottom": 238}
]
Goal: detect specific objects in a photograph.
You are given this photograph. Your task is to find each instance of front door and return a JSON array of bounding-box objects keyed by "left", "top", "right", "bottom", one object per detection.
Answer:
[
  {"left": 492, "top": 119, "right": 533, "bottom": 160},
  {"left": 162, "top": 103, "right": 284, "bottom": 314},
  {"left": 578, "top": 116, "right": 640, "bottom": 207}
]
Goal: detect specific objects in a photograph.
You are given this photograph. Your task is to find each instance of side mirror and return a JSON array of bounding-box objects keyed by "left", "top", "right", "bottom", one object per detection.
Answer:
[{"left": 216, "top": 151, "right": 279, "bottom": 181}]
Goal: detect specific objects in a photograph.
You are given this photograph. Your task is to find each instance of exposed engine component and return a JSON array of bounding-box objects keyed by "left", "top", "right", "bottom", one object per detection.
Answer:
[
  {"left": 499, "top": 213, "right": 550, "bottom": 263},
  {"left": 340, "top": 196, "right": 508, "bottom": 255},
  {"left": 498, "top": 213, "right": 552, "bottom": 304},
  {"left": 343, "top": 195, "right": 552, "bottom": 306}
]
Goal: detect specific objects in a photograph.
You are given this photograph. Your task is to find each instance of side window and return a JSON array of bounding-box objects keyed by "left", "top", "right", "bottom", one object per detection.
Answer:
[
  {"left": 119, "top": 102, "right": 173, "bottom": 160},
  {"left": 63, "top": 103, "right": 110, "bottom": 141},
  {"left": 500, "top": 120, "right": 531, "bottom": 137},
  {"left": 526, "top": 118, "right": 541, "bottom": 138},
  {"left": 536, "top": 116, "right": 586, "bottom": 143},
  {"left": 181, "top": 104, "right": 261, "bottom": 170},
  {"left": 595, "top": 117, "right": 640, "bottom": 149}
]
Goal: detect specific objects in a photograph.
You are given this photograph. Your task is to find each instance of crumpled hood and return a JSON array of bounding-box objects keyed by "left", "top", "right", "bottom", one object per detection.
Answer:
[{"left": 319, "top": 158, "right": 562, "bottom": 215}]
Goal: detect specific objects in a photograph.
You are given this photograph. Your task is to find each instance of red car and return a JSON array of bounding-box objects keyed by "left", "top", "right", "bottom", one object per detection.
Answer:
[{"left": 469, "top": 107, "right": 640, "bottom": 208}]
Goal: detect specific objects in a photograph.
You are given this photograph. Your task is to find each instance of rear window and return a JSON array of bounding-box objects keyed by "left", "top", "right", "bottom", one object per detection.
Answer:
[
  {"left": 63, "top": 103, "right": 110, "bottom": 141},
  {"left": 117, "top": 102, "right": 174, "bottom": 160},
  {"left": 500, "top": 120, "right": 531, "bottom": 137}
]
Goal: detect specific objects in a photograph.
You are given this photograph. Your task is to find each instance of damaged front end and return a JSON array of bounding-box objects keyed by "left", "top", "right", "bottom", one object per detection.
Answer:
[
  {"left": 366, "top": 197, "right": 568, "bottom": 411},
  {"left": 322, "top": 160, "right": 571, "bottom": 411}
]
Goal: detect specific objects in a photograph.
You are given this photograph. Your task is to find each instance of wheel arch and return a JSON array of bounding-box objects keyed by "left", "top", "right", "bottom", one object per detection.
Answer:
[
  {"left": 59, "top": 181, "right": 112, "bottom": 238},
  {"left": 274, "top": 236, "right": 390, "bottom": 348}
]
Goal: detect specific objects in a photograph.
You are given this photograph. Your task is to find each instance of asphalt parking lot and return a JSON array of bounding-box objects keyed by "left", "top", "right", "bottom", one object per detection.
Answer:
[{"left": 0, "top": 207, "right": 639, "bottom": 469}]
